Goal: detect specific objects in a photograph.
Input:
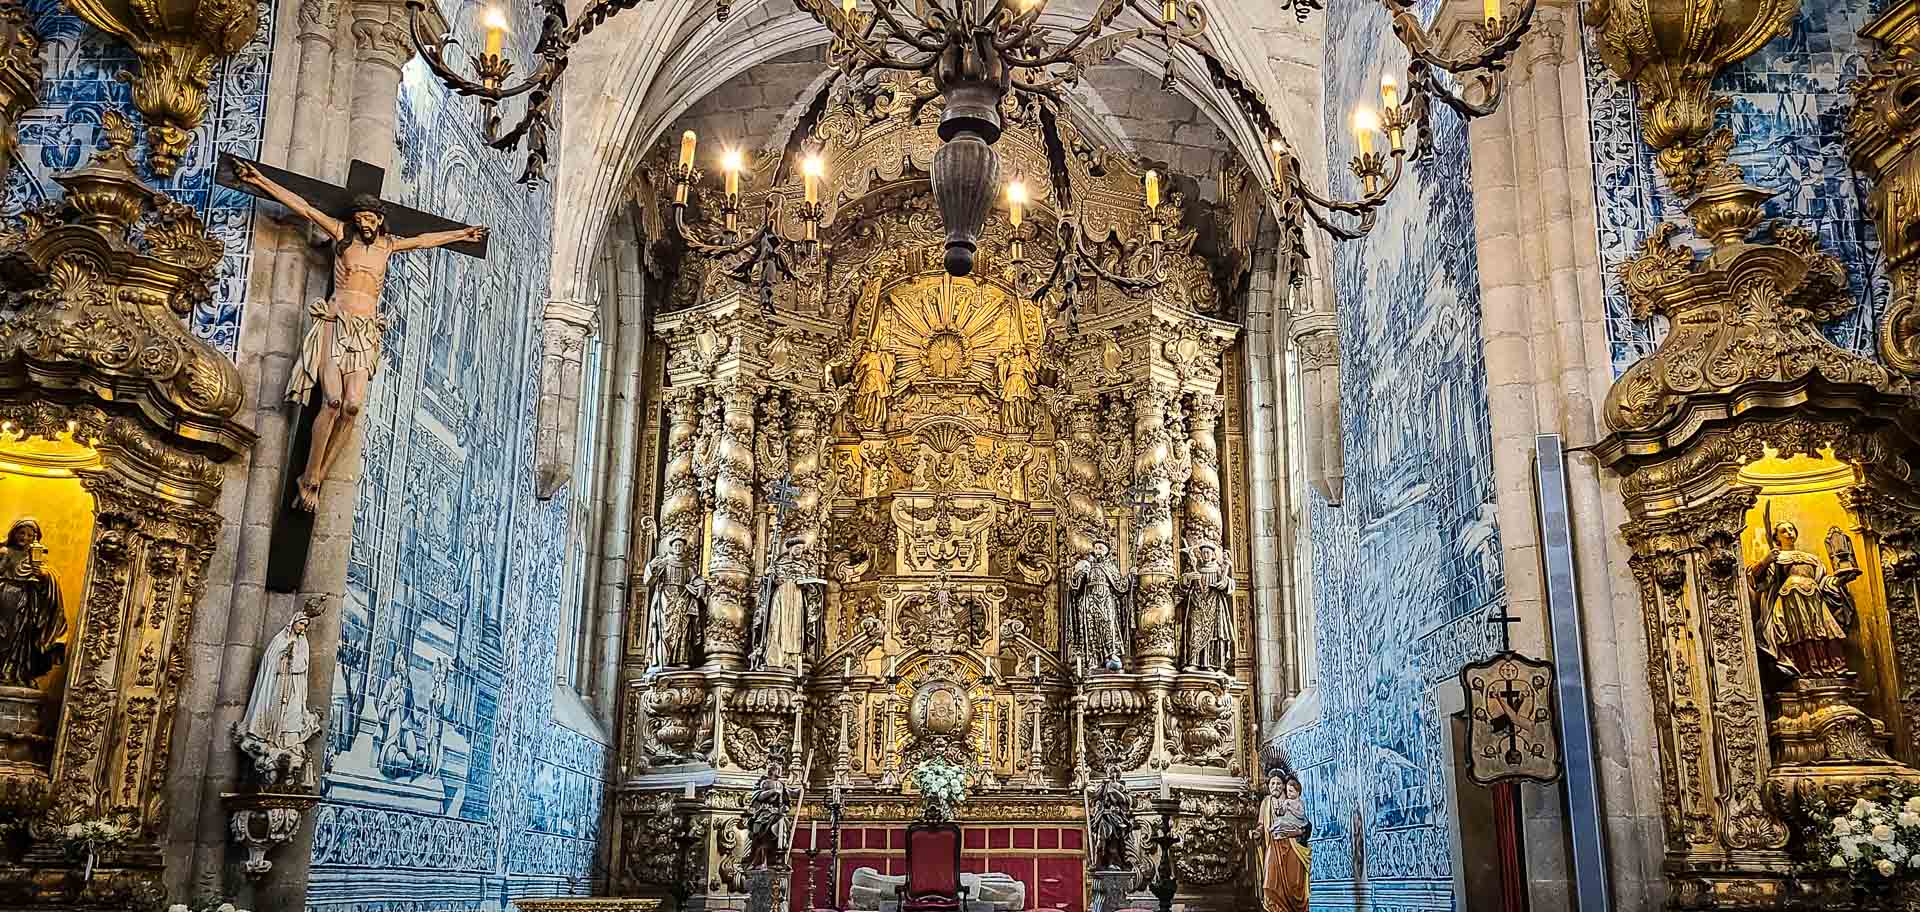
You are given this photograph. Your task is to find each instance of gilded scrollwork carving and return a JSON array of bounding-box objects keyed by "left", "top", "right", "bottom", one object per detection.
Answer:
[
  {"left": 0, "top": 1, "right": 39, "bottom": 167},
  {"left": 1847, "top": 8, "right": 1920, "bottom": 377},
  {"left": 63, "top": 0, "right": 257, "bottom": 175}
]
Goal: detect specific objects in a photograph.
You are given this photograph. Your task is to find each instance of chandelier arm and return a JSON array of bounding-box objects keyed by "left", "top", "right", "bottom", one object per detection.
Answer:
[
  {"left": 1009, "top": 77, "right": 1068, "bottom": 107},
  {"left": 1383, "top": 0, "right": 1534, "bottom": 74},
  {"left": 865, "top": 3, "right": 949, "bottom": 53},
  {"left": 1286, "top": 150, "right": 1404, "bottom": 214},
  {"left": 1120, "top": 0, "right": 1206, "bottom": 40},
  {"left": 1071, "top": 224, "right": 1161, "bottom": 289},
  {"left": 1297, "top": 199, "right": 1374, "bottom": 242},
  {"left": 1192, "top": 50, "right": 1282, "bottom": 141},
  {"left": 404, "top": 2, "right": 555, "bottom": 102},
  {"left": 801, "top": 0, "right": 946, "bottom": 62},
  {"left": 996, "top": 0, "right": 1133, "bottom": 67},
  {"left": 673, "top": 206, "right": 765, "bottom": 257},
  {"left": 991, "top": 4, "right": 1050, "bottom": 51}
]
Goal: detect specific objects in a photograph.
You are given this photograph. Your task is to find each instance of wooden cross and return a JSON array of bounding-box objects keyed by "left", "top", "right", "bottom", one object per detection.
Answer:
[{"left": 216, "top": 154, "right": 489, "bottom": 593}]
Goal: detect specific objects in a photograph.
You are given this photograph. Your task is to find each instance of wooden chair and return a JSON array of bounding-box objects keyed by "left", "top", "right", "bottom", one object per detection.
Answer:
[{"left": 897, "top": 822, "right": 965, "bottom": 912}]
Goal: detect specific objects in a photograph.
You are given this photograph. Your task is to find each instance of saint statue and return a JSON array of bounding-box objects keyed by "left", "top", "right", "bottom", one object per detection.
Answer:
[
  {"left": 1070, "top": 541, "right": 1133, "bottom": 672},
  {"left": 1089, "top": 757, "right": 1135, "bottom": 871},
  {"left": 1180, "top": 543, "right": 1236, "bottom": 671},
  {"left": 643, "top": 537, "right": 707, "bottom": 670},
  {"left": 853, "top": 317, "right": 897, "bottom": 429},
  {"left": 230, "top": 160, "right": 489, "bottom": 511},
  {"left": 234, "top": 600, "right": 325, "bottom": 789},
  {"left": 754, "top": 538, "right": 826, "bottom": 672},
  {"left": 997, "top": 344, "right": 1038, "bottom": 429},
  {"left": 1749, "top": 518, "right": 1860, "bottom": 679},
  {"left": 1256, "top": 770, "right": 1310, "bottom": 912},
  {"left": 0, "top": 518, "right": 65, "bottom": 687},
  {"left": 746, "top": 743, "right": 796, "bottom": 869}
]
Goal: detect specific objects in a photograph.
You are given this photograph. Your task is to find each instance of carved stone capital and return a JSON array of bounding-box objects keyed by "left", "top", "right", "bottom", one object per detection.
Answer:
[
  {"left": 348, "top": 0, "right": 414, "bottom": 70},
  {"left": 295, "top": 0, "right": 342, "bottom": 42}
]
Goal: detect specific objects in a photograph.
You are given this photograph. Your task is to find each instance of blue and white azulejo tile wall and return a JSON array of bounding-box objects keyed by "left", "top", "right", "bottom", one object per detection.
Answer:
[
  {"left": 1280, "top": 1, "right": 1506, "bottom": 910},
  {"left": 1583, "top": 0, "right": 1888, "bottom": 376},
  {"left": 307, "top": 1, "right": 608, "bottom": 906},
  {"left": 1, "top": 0, "right": 277, "bottom": 355}
]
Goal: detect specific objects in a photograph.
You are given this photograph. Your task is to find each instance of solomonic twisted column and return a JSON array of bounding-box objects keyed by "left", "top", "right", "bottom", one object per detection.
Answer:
[
  {"left": 1061, "top": 398, "right": 1102, "bottom": 558},
  {"left": 705, "top": 376, "right": 761, "bottom": 667},
  {"left": 788, "top": 395, "right": 832, "bottom": 557},
  {"left": 1184, "top": 394, "right": 1223, "bottom": 548},
  {"left": 1131, "top": 382, "right": 1179, "bottom": 672},
  {"left": 658, "top": 388, "right": 703, "bottom": 550}
]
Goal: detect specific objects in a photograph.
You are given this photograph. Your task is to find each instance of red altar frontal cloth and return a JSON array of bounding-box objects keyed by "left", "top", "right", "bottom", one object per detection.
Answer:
[{"left": 790, "top": 824, "right": 1087, "bottom": 912}]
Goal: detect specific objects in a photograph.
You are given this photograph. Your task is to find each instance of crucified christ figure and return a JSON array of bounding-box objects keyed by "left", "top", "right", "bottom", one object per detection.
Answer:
[{"left": 233, "top": 160, "right": 488, "bottom": 511}]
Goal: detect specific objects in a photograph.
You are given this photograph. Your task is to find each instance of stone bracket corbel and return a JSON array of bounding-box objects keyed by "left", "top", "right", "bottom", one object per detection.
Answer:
[{"left": 222, "top": 791, "right": 321, "bottom": 879}]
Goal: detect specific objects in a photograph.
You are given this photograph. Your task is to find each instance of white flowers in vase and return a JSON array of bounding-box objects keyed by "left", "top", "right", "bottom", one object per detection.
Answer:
[
  {"left": 56, "top": 819, "right": 134, "bottom": 883},
  {"left": 910, "top": 758, "right": 969, "bottom": 822},
  {"left": 1811, "top": 790, "right": 1920, "bottom": 885}
]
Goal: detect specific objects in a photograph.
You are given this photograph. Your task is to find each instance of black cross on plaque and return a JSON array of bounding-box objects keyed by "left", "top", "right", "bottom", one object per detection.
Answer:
[{"left": 217, "top": 153, "right": 490, "bottom": 593}]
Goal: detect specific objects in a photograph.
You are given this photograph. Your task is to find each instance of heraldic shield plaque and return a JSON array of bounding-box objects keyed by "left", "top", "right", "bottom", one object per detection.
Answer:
[{"left": 1459, "top": 651, "right": 1563, "bottom": 785}]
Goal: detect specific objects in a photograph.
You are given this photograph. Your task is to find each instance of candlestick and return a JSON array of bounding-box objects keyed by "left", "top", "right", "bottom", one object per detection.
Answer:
[
  {"left": 1144, "top": 170, "right": 1161, "bottom": 209},
  {"left": 722, "top": 150, "right": 742, "bottom": 199},
  {"left": 1352, "top": 108, "right": 1377, "bottom": 157},
  {"left": 1007, "top": 180, "right": 1025, "bottom": 227},
  {"left": 811, "top": 816, "right": 820, "bottom": 846},
  {"left": 843, "top": 655, "right": 854, "bottom": 678},
  {"left": 1161, "top": 0, "right": 1176, "bottom": 23},
  {"left": 803, "top": 156, "right": 823, "bottom": 204},
  {"left": 683, "top": 782, "right": 697, "bottom": 800},
  {"left": 481, "top": 8, "right": 508, "bottom": 57},
  {"left": 1380, "top": 73, "right": 1399, "bottom": 112},
  {"left": 887, "top": 655, "right": 899, "bottom": 677},
  {"left": 1031, "top": 653, "right": 1040, "bottom": 679},
  {"left": 1158, "top": 779, "right": 1171, "bottom": 800},
  {"left": 679, "top": 130, "right": 697, "bottom": 170}
]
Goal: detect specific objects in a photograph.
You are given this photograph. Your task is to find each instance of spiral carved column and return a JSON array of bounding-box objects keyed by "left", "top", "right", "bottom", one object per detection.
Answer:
[
  {"left": 789, "top": 395, "right": 830, "bottom": 558},
  {"left": 706, "top": 376, "right": 760, "bottom": 667},
  {"left": 1183, "top": 393, "right": 1223, "bottom": 548},
  {"left": 659, "top": 389, "right": 704, "bottom": 551},
  {"left": 1062, "top": 398, "right": 1102, "bottom": 558},
  {"left": 1132, "top": 382, "right": 1179, "bottom": 672}
]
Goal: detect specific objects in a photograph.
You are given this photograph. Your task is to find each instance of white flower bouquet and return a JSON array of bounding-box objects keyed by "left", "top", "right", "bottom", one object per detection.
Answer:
[
  {"left": 164, "top": 900, "right": 253, "bottom": 912},
  {"left": 1812, "top": 792, "right": 1920, "bottom": 884},
  {"left": 910, "top": 758, "right": 969, "bottom": 822},
  {"left": 56, "top": 818, "right": 134, "bottom": 882}
]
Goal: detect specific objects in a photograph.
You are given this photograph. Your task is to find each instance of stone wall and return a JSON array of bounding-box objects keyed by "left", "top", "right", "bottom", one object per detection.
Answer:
[{"left": 1278, "top": 1, "right": 1505, "bottom": 909}]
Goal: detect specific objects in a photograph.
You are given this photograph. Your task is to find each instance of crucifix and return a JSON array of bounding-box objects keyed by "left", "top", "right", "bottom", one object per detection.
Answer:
[{"left": 217, "top": 154, "right": 491, "bottom": 592}]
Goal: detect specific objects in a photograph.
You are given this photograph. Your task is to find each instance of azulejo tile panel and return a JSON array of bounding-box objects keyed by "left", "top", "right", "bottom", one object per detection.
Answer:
[
  {"left": 1283, "top": 2, "right": 1506, "bottom": 910},
  {"left": 310, "top": 7, "right": 607, "bottom": 908},
  {"left": 1582, "top": 0, "right": 1888, "bottom": 376},
  {"left": 0, "top": 0, "right": 276, "bottom": 356}
]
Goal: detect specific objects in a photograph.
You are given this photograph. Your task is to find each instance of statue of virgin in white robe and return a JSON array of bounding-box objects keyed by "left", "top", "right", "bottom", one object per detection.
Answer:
[{"left": 235, "top": 604, "right": 325, "bottom": 789}]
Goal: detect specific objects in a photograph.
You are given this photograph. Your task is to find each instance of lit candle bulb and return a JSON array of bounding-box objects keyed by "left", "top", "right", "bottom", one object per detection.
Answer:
[
  {"left": 843, "top": 655, "right": 853, "bottom": 678},
  {"left": 722, "top": 149, "right": 742, "bottom": 199},
  {"left": 1007, "top": 180, "right": 1026, "bottom": 227},
  {"left": 810, "top": 817, "right": 820, "bottom": 846},
  {"left": 481, "top": 7, "right": 509, "bottom": 57},
  {"left": 1145, "top": 169, "right": 1161, "bottom": 208},
  {"left": 683, "top": 782, "right": 697, "bottom": 800},
  {"left": 1162, "top": 0, "right": 1176, "bottom": 24},
  {"left": 1269, "top": 138, "right": 1287, "bottom": 176},
  {"left": 679, "top": 130, "right": 697, "bottom": 170},
  {"left": 802, "top": 156, "right": 824, "bottom": 204},
  {"left": 1352, "top": 107, "right": 1378, "bottom": 156},
  {"left": 1483, "top": 0, "right": 1499, "bottom": 25},
  {"left": 1380, "top": 73, "right": 1399, "bottom": 112},
  {"left": 843, "top": 0, "right": 854, "bottom": 11}
]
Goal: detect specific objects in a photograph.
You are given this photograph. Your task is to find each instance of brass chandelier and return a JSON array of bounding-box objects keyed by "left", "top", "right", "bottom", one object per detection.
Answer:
[{"left": 406, "top": 0, "right": 1535, "bottom": 275}]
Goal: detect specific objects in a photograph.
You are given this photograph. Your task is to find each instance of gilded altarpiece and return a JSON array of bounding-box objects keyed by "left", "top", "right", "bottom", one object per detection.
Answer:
[
  {"left": 609, "top": 78, "right": 1263, "bottom": 912},
  {"left": 0, "top": 115, "right": 252, "bottom": 906}
]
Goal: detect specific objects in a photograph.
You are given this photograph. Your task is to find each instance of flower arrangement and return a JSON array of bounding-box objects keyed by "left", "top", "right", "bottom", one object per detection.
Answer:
[
  {"left": 910, "top": 758, "right": 968, "bottom": 822},
  {"left": 1811, "top": 791, "right": 1920, "bottom": 884},
  {"left": 164, "top": 901, "right": 253, "bottom": 912},
  {"left": 56, "top": 819, "right": 134, "bottom": 882}
]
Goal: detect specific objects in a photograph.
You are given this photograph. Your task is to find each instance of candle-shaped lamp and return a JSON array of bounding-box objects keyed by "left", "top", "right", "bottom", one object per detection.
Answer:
[
  {"left": 1483, "top": 0, "right": 1499, "bottom": 25},
  {"left": 1380, "top": 73, "right": 1399, "bottom": 112},
  {"left": 1007, "top": 180, "right": 1026, "bottom": 227},
  {"left": 803, "top": 155, "right": 824, "bottom": 204},
  {"left": 1145, "top": 169, "right": 1161, "bottom": 209},
  {"left": 843, "top": 655, "right": 854, "bottom": 679},
  {"left": 1352, "top": 107, "right": 1378, "bottom": 156},
  {"left": 683, "top": 782, "right": 697, "bottom": 800},
  {"left": 810, "top": 817, "right": 820, "bottom": 847},
  {"left": 887, "top": 654, "right": 899, "bottom": 677},
  {"left": 679, "top": 130, "right": 697, "bottom": 170},
  {"left": 1158, "top": 779, "right": 1172, "bottom": 800},
  {"left": 1162, "top": 0, "right": 1176, "bottom": 24},
  {"left": 722, "top": 149, "right": 743, "bottom": 201},
  {"left": 843, "top": 0, "right": 854, "bottom": 11},
  {"left": 482, "top": 7, "right": 509, "bottom": 57}
]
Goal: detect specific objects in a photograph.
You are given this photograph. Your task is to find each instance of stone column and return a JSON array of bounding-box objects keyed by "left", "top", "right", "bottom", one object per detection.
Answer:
[
  {"left": 1183, "top": 393, "right": 1224, "bottom": 548},
  {"left": 345, "top": 0, "right": 411, "bottom": 168},
  {"left": 1131, "top": 382, "right": 1179, "bottom": 672},
  {"left": 535, "top": 298, "right": 599, "bottom": 497},
  {"left": 705, "top": 376, "right": 760, "bottom": 667},
  {"left": 1289, "top": 317, "right": 1342, "bottom": 505}
]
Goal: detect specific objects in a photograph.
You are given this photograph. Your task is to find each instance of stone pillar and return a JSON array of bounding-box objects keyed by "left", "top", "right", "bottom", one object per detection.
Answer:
[
  {"left": 1131, "top": 382, "right": 1179, "bottom": 672},
  {"left": 1183, "top": 393, "right": 1224, "bottom": 548},
  {"left": 706, "top": 376, "right": 760, "bottom": 668},
  {"left": 345, "top": 0, "right": 411, "bottom": 168},
  {"left": 1289, "top": 317, "right": 1342, "bottom": 505},
  {"left": 535, "top": 298, "right": 599, "bottom": 497}
]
